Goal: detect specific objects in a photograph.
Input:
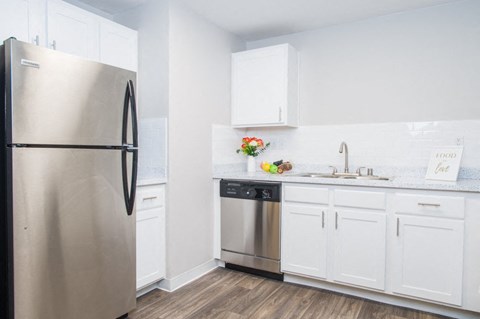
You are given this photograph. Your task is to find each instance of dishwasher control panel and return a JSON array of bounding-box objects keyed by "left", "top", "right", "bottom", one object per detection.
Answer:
[{"left": 220, "top": 180, "right": 281, "bottom": 202}]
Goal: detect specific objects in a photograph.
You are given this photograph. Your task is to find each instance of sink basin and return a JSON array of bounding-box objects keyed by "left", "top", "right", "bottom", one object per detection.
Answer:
[
  {"left": 291, "top": 172, "right": 391, "bottom": 181},
  {"left": 340, "top": 175, "right": 391, "bottom": 181},
  {"left": 293, "top": 173, "right": 338, "bottom": 178}
]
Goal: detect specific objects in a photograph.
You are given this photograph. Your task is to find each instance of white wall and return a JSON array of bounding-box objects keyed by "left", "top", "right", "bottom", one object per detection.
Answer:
[
  {"left": 247, "top": 0, "right": 480, "bottom": 125},
  {"left": 167, "top": 1, "right": 244, "bottom": 278},
  {"left": 117, "top": 0, "right": 245, "bottom": 281},
  {"left": 115, "top": 0, "right": 169, "bottom": 119}
]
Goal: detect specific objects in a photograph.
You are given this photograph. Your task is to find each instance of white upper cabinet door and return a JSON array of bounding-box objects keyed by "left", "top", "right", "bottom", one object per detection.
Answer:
[
  {"left": 391, "top": 215, "right": 464, "bottom": 306},
  {"left": 282, "top": 204, "right": 327, "bottom": 279},
  {"left": 333, "top": 210, "right": 386, "bottom": 290},
  {"left": 0, "top": 0, "right": 45, "bottom": 45},
  {"left": 231, "top": 44, "right": 298, "bottom": 127},
  {"left": 46, "top": 0, "right": 99, "bottom": 60},
  {"left": 99, "top": 19, "right": 137, "bottom": 71}
]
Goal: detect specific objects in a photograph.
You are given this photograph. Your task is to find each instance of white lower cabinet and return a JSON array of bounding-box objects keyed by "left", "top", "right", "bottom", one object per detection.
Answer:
[
  {"left": 332, "top": 209, "right": 386, "bottom": 290},
  {"left": 281, "top": 183, "right": 473, "bottom": 315},
  {"left": 282, "top": 204, "right": 327, "bottom": 278},
  {"left": 391, "top": 193, "right": 465, "bottom": 306},
  {"left": 136, "top": 184, "right": 166, "bottom": 290}
]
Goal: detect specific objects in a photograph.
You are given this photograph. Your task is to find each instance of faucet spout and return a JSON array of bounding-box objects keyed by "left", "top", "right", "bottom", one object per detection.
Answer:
[{"left": 339, "top": 142, "right": 349, "bottom": 173}]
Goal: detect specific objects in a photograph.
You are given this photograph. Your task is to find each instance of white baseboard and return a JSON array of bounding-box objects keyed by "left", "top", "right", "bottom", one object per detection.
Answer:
[
  {"left": 285, "top": 274, "right": 479, "bottom": 319},
  {"left": 136, "top": 282, "right": 160, "bottom": 298},
  {"left": 156, "top": 259, "right": 220, "bottom": 292}
]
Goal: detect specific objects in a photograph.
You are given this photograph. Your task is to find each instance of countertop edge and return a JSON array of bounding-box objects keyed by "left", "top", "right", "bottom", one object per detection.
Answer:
[{"left": 212, "top": 173, "right": 480, "bottom": 194}]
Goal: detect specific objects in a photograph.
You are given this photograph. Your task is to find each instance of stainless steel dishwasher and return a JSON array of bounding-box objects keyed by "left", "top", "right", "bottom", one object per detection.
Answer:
[{"left": 220, "top": 179, "right": 282, "bottom": 279}]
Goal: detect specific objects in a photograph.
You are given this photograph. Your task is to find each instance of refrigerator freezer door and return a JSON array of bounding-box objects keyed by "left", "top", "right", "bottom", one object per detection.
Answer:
[
  {"left": 11, "top": 148, "right": 136, "bottom": 319},
  {"left": 5, "top": 39, "right": 136, "bottom": 146}
]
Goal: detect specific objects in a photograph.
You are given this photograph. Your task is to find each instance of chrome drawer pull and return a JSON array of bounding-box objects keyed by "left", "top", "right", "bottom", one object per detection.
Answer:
[
  {"left": 396, "top": 218, "right": 400, "bottom": 236},
  {"left": 143, "top": 196, "right": 158, "bottom": 201},
  {"left": 418, "top": 202, "right": 441, "bottom": 207}
]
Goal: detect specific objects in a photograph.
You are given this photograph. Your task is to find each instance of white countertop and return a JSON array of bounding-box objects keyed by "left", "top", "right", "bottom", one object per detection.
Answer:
[{"left": 213, "top": 170, "right": 480, "bottom": 193}]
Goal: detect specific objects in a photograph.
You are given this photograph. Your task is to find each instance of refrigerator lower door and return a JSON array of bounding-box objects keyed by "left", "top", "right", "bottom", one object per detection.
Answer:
[{"left": 10, "top": 148, "right": 136, "bottom": 319}]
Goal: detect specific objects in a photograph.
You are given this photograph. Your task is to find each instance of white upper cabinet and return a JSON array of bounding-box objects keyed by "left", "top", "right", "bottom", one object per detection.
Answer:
[
  {"left": 0, "top": 0, "right": 45, "bottom": 45},
  {"left": 1, "top": 0, "right": 137, "bottom": 70},
  {"left": 99, "top": 19, "right": 138, "bottom": 71},
  {"left": 47, "top": 0, "right": 99, "bottom": 60},
  {"left": 231, "top": 44, "right": 298, "bottom": 127}
]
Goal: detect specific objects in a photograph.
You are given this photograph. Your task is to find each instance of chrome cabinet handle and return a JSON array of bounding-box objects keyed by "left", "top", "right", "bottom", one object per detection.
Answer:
[
  {"left": 33, "top": 35, "right": 40, "bottom": 46},
  {"left": 322, "top": 211, "right": 325, "bottom": 228},
  {"left": 418, "top": 202, "right": 441, "bottom": 207},
  {"left": 142, "top": 196, "right": 158, "bottom": 201},
  {"left": 396, "top": 218, "right": 400, "bottom": 236},
  {"left": 335, "top": 212, "right": 338, "bottom": 229},
  {"left": 50, "top": 40, "right": 56, "bottom": 50},
  {"left": 278, "top": 107, "right": 282, "bottom": 122}
]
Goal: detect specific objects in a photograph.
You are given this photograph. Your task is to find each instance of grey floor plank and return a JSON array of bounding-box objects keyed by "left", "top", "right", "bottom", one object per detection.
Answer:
[{"left": 129, "top": 268, "right": 453, "bottom": 319}]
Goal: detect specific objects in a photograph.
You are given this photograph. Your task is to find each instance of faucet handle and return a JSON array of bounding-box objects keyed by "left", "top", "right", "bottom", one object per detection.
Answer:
[
  {"left": 356, "top": 167, "right": 366, "bottom": 176},
  {"left": 329, "top": 166, "right": 338, "bottom": 175}
]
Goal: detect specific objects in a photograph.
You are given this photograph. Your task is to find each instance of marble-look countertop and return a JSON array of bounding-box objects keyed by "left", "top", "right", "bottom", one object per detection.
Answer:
[{"left": 213, "top": 168, "right": 480, "bottom": 193}]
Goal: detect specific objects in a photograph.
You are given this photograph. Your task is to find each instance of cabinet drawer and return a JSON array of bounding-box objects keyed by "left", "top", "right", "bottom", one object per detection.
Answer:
[
  {"left": 284, "top": 185, "right": 329, "bottom": 204},
  {"left": 334, "top": 190, "right": 386, "bottom": 210},
  {"left": 393, "top": 193, "right": 464, "bottom": 219},
  {"left": 137, "top": 186, "right": 165, "bottom": 211}
]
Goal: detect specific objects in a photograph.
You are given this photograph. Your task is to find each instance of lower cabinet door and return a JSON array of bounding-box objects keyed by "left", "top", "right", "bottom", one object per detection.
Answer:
[
  {"left": 391, "top": 215, "right": 464, "bottom": 305},
  {"left": 282, "top": 204, "right": 327, "bottom": 278},
  {"left": 333, "top": 210, "right": 386, "bottom": 290},
  {"left": 136, "top": 206, "right": 165, "bottom": 289}
]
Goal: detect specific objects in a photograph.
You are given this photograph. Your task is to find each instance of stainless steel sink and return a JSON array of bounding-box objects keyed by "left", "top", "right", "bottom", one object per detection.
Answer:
[
  {"left": 290, "top": 172, "right": 391, "bottom": 181},
  {"left": 293, "top": 173, "right": 338, "bottom": 178}
]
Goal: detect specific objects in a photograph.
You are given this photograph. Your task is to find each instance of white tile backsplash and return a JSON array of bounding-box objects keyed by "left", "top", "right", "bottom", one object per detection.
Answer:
[
  {"left": 138, "top": 117, "right": 167, "bottom": 180},
  {"left": 213, "top": 120, "right": 480, "bottom": 178}
]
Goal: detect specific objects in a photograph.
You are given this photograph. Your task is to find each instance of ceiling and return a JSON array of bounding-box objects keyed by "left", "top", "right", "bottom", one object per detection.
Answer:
[{"left": 76, "top": 0, "right": 461, "bottom": 41}]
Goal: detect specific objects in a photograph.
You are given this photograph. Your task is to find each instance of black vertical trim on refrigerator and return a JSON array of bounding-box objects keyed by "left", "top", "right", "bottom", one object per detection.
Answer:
[
  {"left": 121, "top": 80, "right": 138, "bottom": 216},
  {"left": 1, "top": 39, "right": 14, "bottom": 319}
]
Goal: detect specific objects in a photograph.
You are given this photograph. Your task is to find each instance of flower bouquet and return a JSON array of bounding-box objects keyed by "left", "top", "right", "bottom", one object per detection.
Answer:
[
  {"left": 236, "top": 137, "right": 270, "bottom": 173},
  {"left": 236, "top": 137, "right": 270, "bottom": 157}
]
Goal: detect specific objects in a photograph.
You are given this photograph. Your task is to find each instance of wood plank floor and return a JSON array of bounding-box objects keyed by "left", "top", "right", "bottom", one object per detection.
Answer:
[{"left": 130, "top": 268, "right": 452, "bottom": 319}]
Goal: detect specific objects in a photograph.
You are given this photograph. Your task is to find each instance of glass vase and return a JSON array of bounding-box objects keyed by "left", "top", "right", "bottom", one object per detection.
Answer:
[{"left": 247, "top": 156, "right": 256, "bottom": 173}]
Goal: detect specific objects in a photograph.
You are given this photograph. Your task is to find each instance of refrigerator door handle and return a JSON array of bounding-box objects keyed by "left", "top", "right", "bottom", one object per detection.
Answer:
[
  {"left": 121, "top": 80, "right": 139, "bottom": 216},
  {"left": 122, "top": 149, "right": 138, "bottom": 216}
]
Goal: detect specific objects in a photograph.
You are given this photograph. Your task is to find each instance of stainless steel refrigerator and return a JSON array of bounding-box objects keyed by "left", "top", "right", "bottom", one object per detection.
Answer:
[{"left": 0, "top": 39, "right": 138, "bottom": 319}]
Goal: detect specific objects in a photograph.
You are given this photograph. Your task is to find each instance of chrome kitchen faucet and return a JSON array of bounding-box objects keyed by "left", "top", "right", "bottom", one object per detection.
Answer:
[{"left": 339, "top": 141, "right": 349, "bottom": 173}]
